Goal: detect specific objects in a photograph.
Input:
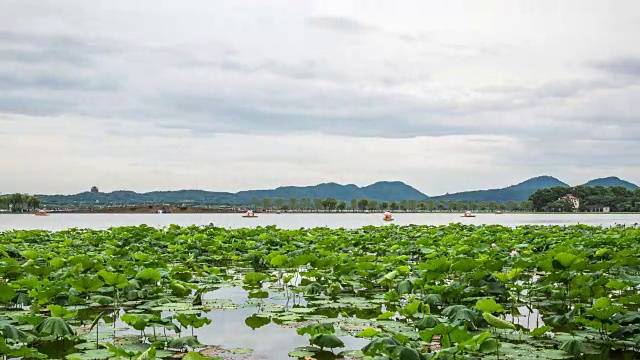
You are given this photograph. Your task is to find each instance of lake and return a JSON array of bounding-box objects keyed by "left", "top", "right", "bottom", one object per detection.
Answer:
[{"left": 1, "top": 212, "right": 639, "bottom": 231}]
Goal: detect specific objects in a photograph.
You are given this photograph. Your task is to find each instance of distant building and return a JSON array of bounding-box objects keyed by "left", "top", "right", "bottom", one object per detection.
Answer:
[
  {"left": 91, "top": 186, "right": 99, "bottom": 193},
  {"left": 559, "top": 194, "right": 580, "bottom": 211},
  {"left": 587, "top": 205, "right": 611, "bottom": 213}
]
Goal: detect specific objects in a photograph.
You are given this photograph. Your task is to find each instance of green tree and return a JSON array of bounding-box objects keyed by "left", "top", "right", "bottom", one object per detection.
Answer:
[
  {"left": 437, "top": 201, "right": 446, "bottom": 211},
  {"left": 357, "top": 199, "right": 369, "bottom": 211},
  {"left": 418, "top": 201, "right": 427, "bottom": 211},
  {"left": 26, "top": 196, "right": 40, "bottom": 211},
  {"left": 350, "top": 199, "right": 357, "bottom": 212},
  {"left": 368, "top": 200, "right": 378, "bottom": 211},
  {"left": 337, "top": 201, "right": 347, "bottom": 211},
  {"left": 8, "top": 194, "right": 26, "bottom": 212},
  {"left": 313, "top": 198, "right": 323, "bottom": 211},
  {"left": 262, "top": 197, "right": 271, "bottom": 211},
  {"left": 488, "top": 201, "right": 497, "bottom": 211},
  {"left": 252, "top": 196, "right": 260, "bottom": 210},
  {"left": 274, "top": 197, "right": 284, "bottom": 210},
  {"left": 300, "top": 198, "right": 309, "bottom": 211},
  {"left": 400, "top": 200, "right": 408, "bottom": 211},
  {"left": 380, "top": 201, "right": 389, "bottom": 209},
  {"left": 389, "top": 201, "right": 399, "bottom": 211},
  {"left": 427, "top": 200, "right": 436, "bottom": 212},
  {"left": 479, "top": 201, "right": 487, "bottom": 211},
  {"left": 455, "top": 200, "right": 464, "bottom": 212},
  {"left": 289, "top": 198, "right": 298, "bottom": 211},
  {"left": 322, "top": 198, "right": 338, "bottom": 211},
  {"left": 519, "top": 200, "right": 533, "bottom": 212},
  {"left": 447, "top": 200, "right": 456, "bottom": 212},
  {"left": 469, "top": 201, "right": 478, "bottom": 211},
  {"left": 507, "top": 200, "right": 518, "bottom": 212},
  {"left": 409, "top": 199, "right": 417, "bottom": 211}
]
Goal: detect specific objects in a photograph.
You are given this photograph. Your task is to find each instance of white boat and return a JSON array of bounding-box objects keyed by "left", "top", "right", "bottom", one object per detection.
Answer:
[
  {"left": 35, "top": 209, "right": 49, "bottom": 216},
  {"left": 383, "top": 211, "right": 394, "bottom": 221},
  {"left": 243, "top": 210, "right": 258, "bottom": 218},
  {"left": 462, "top": 211, "right": 476, "bottom": 218}
]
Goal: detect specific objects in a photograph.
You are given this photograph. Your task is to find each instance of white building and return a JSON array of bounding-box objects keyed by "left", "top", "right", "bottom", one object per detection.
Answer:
[{"left": 559, "top": 194, "right": 580, "bottom": 211}]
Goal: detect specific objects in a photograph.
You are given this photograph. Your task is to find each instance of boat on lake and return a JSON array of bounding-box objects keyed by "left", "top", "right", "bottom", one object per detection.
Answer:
[
  {"left": 243, "top": 210, "right": 258, "bottom": 218},
  {"left": 383, "top": 211, "right": 394, "bottom": 221},
  {"left": 35, "top": 209, "right": 48, "bottom": 216},
  {"left": 462, "top": 211, "right": 476, "bottom": 218}
]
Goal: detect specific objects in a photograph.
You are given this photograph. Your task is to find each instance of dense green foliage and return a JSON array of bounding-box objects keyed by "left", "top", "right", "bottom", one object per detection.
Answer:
[
  {"left": 529, "top": 186, "right": 640, "bottom": 212},
  {"left": 1, "top": 224, "right": 639, "bottom": 359},
  {"left": 0, "top": 193, "right": 41, "bottom": 212}
]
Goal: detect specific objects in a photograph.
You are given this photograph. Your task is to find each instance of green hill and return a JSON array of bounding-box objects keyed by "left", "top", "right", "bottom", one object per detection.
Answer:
[
  {"left": 429, "top": 176, "right": 569, "bottom": 203},
  {"left": 581, "top": 177, "right": 638, "bottom": 190},
  {"left": 38, "top": 181, "right": 428, "bottom": 205}
]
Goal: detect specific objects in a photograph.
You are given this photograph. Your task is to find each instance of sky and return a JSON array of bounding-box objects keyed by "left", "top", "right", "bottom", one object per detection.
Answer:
[{"left": 1, "top": 0, "right": 639, "bottom": 196}]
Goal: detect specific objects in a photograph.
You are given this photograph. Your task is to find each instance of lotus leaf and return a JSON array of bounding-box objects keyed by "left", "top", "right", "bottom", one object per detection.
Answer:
[
  {"left": 309, "top": 334, "right": 344, "bottom": 350},
  {"left": 35, "top": 317, "right": 75, "bottom": 338},
  {"left": 482, "top": 312, "right": 515, "bottom": 330}
]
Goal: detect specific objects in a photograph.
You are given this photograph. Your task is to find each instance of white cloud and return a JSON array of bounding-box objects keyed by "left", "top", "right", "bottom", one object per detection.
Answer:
[{"left": 0, "top": 0, "right": 639, "bottom": 194}]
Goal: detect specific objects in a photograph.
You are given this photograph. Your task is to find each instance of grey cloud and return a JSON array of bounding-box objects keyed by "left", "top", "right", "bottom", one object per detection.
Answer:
[
  {"left": 0, "top": 72, "right": 120, "bottom": 91},
  {"left": 307, "top": 16, "right": 427, "bottom": 43},
  {"left": 592, "top": 57, "right": 640, "bottom": 77},
  {"left": 308, "top": 16, "right": 377, "bottom": 33},
  {"left": 0, "top": 31, "right": 122, "bottom": 67},
  {"left": 194, "top": 57, "right": 337, "bottom": 81},
  {"left": 0, "top": 95, "right": 76, "bottom": 116}
]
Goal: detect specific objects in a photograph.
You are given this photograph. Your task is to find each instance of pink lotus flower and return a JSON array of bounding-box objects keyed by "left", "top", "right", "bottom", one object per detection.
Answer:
[
  {"left": 510, "top": 250, "right": 518, "bottom": 257},
  {"left": 491, "top": 243, "right": 497, "bottom": 248}
]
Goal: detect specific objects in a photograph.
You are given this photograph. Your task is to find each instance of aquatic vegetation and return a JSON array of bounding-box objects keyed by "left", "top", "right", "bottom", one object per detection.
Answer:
[{"left": 0, "top": 223, "right": 639, "bottom": 359}]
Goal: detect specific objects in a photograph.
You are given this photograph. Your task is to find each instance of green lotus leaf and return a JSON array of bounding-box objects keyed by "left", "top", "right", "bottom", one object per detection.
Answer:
[
  {"left": 183, "top": 351, "right": 207, "bottom": 360},
  {"left": 35, "top": 317, "right": 75, "bottom": 338},
  {"left": 482, "top": 312, "right": 515, "bottom": 330},
  {"left": 309, "top": 334, "right": 345, "bottom": 349},
  {"left": 167, "top": 336, "right": 203, "bottom": 348},
  {"left": 0, "top": 283, "right": 16, "bottom": 303},
  {"left": 297, "top": 322, "right": 335, "bottom": 336},
  {"left": 475, "top": 298, "right": 505, "bottom": 313},
  {"left": 135, "top": 268, "right": 162, "bottom": 283},
  {"left": 357, "top": 328, "right": 380, "bottom": 338}
]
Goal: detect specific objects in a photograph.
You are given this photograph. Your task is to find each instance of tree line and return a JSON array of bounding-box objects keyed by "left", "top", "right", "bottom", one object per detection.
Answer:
[
  {"left": 0, "top": 194, "right": 42, "bottom": 212},
  {"left": 250, "top": 196, "right": 534, "bottom": 212},
  {"left": 529, "top": 186, "right": 640, "bottom": 212}
]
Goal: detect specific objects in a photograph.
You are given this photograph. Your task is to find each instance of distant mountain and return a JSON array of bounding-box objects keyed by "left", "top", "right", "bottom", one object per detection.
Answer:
[
  {"left": 429, "top": 176, "right": 569, "bottom": 203},
  {"left": 36, "top": 176, "right": 638, "bottom": 206},
  {"left": 38, "top": 181, "right": 428, "bottom": 205},
  {"left": 236, "top": 181, "right": 427, "bottom": 203},
  {"left": 581, "top": 177, "right": 638, "bottom": 190}
]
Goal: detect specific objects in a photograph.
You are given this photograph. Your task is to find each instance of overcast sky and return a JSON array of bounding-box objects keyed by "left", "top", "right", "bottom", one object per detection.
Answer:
[{"left": 1, "top": 0, "right": 639, "bottom": 196}]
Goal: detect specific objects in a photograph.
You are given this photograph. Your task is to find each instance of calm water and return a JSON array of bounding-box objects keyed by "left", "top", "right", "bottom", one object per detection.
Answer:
[{"left": 1, "top": 212, "right": 639, "bottom": 231}]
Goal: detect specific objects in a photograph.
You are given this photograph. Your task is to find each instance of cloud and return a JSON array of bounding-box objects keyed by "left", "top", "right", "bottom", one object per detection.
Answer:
[
  {"left": 0, "top": 1, "right": 639, "bottom": 193},
  {"left": 308, "top": 16, "right": 377, "bottom": 33}
]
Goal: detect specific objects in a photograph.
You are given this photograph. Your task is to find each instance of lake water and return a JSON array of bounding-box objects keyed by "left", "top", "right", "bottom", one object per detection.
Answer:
[{"left": 1, "top": 212, "right": 639, "bottom": 231}]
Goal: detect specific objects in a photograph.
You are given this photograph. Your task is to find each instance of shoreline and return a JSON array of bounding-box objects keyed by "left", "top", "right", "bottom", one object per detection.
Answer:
[{"left": 1, "top": 210, "right": 639, "bottom": 215}]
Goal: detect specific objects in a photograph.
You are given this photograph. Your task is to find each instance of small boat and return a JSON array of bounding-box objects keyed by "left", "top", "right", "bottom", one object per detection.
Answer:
[
  {"left": 383, "top": 211, "right": 394, "bottom": 221},
  {"left": 495, "top": 210, "right": 503, "bottom": 214},
  {"left": 243, "top": 210, "right": 258, "bottom": 218},
  {"left": 35, "top": 209, "right": 49, "bottom": 216},
  {"left": 462, "top": 211, "right": 476, "bottom": 218}
]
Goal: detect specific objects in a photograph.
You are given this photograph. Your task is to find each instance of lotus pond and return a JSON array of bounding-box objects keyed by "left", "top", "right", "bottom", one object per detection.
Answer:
[{"left": 1, "top": 224, "right": 639, "bottom": 360}]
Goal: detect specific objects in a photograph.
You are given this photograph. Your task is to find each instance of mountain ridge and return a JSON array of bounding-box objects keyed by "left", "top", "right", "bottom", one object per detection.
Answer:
[
  {"left": 581, "top": 176, "right": 638, "bottom": 190},
  {"left": 34, "top": 176, "right": 638, "bottom": 206}
]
